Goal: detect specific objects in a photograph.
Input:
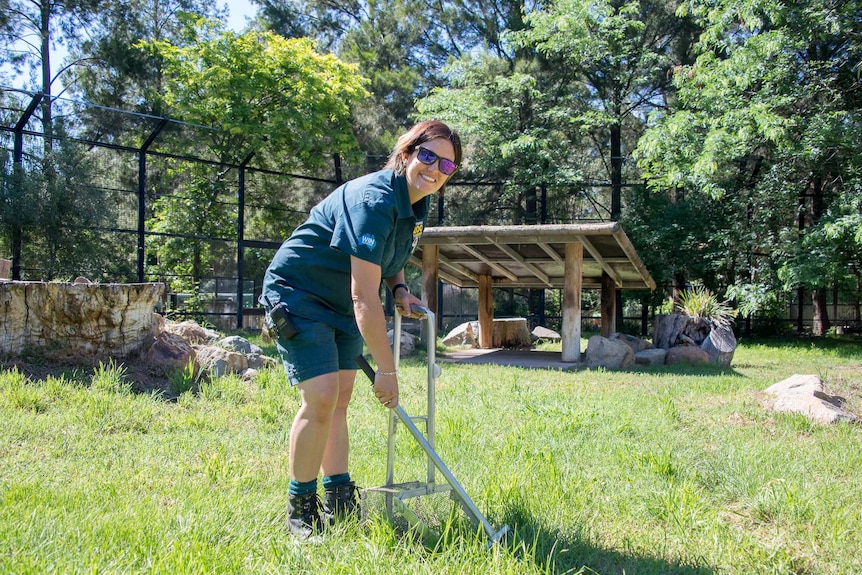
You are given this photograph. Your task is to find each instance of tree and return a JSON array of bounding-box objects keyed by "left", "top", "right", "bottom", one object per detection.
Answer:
[
  {"left": 0, "top": 120, "right": 119, "bottom": 280},
  {"left": 0, "top": 0, "right": 103, "bottom": 136},
  {"left": 64, "top": 0, "right": 226, "bottom": 115},
  {"left": 256, "top": 0, "right": 534, "bottom": 155},
  {"left": 636, "top": 0, "right": 862, "bottom": 335},
  {"left": 510, "top": 0, "right": 685, "bottom": 220},
  {"left": 138, "top": 24, "right": 368, "bottom": 287}
]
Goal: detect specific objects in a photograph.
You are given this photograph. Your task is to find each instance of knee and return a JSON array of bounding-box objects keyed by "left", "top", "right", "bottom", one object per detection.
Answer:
[{"left": 300, "top": 393, "right": 338, "bottom": 422}]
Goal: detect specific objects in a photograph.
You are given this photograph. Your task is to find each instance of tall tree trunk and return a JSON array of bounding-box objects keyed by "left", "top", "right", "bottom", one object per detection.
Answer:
[
  {"left": 810, "top": 175, "right": 830, "bottom": 335},
  {"left": 610, "top": 122, "right": 622, "bottom": 221},
  {"left": 41, "top": 0, "right": 52, "bottom": 145},
  {"left": 812, "top": 287, "right": 829, "bottom": 336}
]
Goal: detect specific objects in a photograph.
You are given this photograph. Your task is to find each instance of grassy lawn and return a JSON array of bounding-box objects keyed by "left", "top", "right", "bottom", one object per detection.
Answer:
[{"left": 1, "top": 335, "right": 861, "bottom": 574}]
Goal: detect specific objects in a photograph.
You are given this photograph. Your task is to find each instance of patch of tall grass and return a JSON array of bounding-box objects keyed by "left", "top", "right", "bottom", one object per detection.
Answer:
[{"left": 0, "top": 336, "right": 860, "bottom": 574}]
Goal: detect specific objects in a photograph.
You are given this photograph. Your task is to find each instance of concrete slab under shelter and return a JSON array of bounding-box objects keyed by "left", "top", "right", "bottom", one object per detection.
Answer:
[{"left": 438, "top": 348, "right": 582, "bottom": 371}]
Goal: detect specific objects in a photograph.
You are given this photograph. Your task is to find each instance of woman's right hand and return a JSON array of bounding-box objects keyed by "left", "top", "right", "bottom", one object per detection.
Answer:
[{"left": 372, "top": 372, "right": 399, "bottom": 408}]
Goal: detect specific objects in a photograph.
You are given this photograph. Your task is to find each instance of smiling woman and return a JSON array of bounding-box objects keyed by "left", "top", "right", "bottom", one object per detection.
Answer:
[{"left": 259, "top": 120, "right": 462, "bottom": 539}]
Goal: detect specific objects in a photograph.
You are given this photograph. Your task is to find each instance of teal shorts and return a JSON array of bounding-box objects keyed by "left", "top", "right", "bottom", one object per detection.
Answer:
[{"left": 274, "top": 314, "right": 364, "bottom": 386}]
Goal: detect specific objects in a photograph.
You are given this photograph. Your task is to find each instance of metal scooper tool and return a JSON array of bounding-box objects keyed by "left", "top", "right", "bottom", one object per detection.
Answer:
[{"left": 356, "top": 305, "right": 510, "bottom": 546}]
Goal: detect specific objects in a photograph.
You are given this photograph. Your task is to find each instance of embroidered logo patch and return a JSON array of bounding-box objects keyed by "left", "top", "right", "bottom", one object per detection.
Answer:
[
  {"left": 411, "top": 222, "right": 424, "bottom": 252},
  {"left": 359, "top": 233, "right": 377, "bottom": 250}
]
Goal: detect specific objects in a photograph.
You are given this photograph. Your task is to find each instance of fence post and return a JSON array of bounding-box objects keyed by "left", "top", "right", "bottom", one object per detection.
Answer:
[
  {"left": 237, "top": 152, "right": 255, "bottom": 330},
  {"left": 137, "top": 119, "right": 168, "bottom": 282},
  {"left": 10, "top": 92, "right": 44, "bottom": 280}
]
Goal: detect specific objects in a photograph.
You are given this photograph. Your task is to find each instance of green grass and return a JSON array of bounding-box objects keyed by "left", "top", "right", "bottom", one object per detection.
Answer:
[{"left": 1, "top": 336, "right": 861, "bottom": 574}]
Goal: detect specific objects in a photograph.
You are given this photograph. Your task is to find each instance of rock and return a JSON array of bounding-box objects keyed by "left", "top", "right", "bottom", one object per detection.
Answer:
[
  {"left": 681, "top": 317, "right": 713, "bottom": 346},
  {"left": 764, "top": 374, "right": 823, "bottom": 396},
  {"left": 635, "top": 348, "right": 667, "bottom": 366},
  {"left": 532, "top": 326, "right": 561, "bottom": 342},
  {"left": 246, "top": 353, "right": 277, "bottom": 370},
  {"left": 145, "top": 331, "right": 196, "bottom": 373},
  {"left": 0, "top": 281, "right": 164, "bottom": 359},
  {"left": 609, "top": 332, "right": 653, "bottom": 354},
  {"left": 765, "top": 375, "right": 858, "bottom": 424},
  {"left": 194, "top": 345, "right": 248, "bottom": 378},
  {"left": 388, "top": 329, "right": 417, "bottom": 358},
  {"left": 442, "top": 322, "right": 479, "bottom": 348},
  {"left": 585, "top": 336, "right": 635, "bottom": 369},
  {"left": 665, "top": 346, "right": 710, "bottom": 366},
  {"left": 654, "top": 314, "right": 712, "bottom": 348},
  {"left": 217, "top": 335, "right": 262, "bottom": 356},
  {"left": 653, "top": 314, "right": 691, "bottom": 349},
  {"left": 165, "top": 320, "right": 221, "bottom": 345}
]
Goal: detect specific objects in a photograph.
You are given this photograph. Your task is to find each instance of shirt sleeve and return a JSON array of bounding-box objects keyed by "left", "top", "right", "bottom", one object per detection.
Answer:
[{"left": 330, "top": 181, "right": 395, "bottom": 266}]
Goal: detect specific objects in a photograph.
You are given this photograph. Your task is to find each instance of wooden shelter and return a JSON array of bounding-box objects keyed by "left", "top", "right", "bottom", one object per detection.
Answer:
[{"left": 409, "top": 223, "right": 656, "bottom": 362}]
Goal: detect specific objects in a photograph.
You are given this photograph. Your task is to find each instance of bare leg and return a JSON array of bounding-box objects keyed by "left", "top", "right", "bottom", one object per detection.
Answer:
[
  {"left": 289, "top": 372, "right": 340, "bottom": 482},
  {"left": 320, "top": 369, "right": 357, "bottom": 477}
]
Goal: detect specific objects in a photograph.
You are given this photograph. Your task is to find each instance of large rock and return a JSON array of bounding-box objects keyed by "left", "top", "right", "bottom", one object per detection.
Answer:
[
  {"left": 609, "top": 332, "right": 653, "bottom": 354},
  {"left": 0, "top": 281, "right": 164, "bottom": 359},
  {"left": 442, "top": 321, "right": 479, "bottom": 348},
  {"left": 585, "top": 336, "right": 635, "bottom": 369},
  {"left": 165, "top": 320, "right": 220, "bottom": 345},
  {"left": 665, "top": 346, "right": 710, "bottom": 366},
  {"left": 635, "top": 348, "right": 667, "bottom": 366},
  {"left": 654, "top": 314, "right": 712, "bottom": 348},
  {"left": 194, "top": 345, "right": 248, "bottom": 378},
  {"left": 145, "top": 331, "right": 195, "bottom": 372},
  {"left": 388, "top": 329, "right": 417, "bottom": 358},
  {"left": 765, "top": 374, "right": 858, "bottom": 424},
  {"left": 532, "top": 325, "right": 561, "bottom": 342}
]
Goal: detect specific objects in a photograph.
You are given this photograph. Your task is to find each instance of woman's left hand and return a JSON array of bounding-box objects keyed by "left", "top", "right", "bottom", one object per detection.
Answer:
[{"left": 394, "top": 291, "right": 426, "bottom": 319}]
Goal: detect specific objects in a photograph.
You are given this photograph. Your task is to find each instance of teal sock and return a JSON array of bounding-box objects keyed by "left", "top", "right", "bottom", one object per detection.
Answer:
[
  {"left": 322, "top": 473, "right": 351, "bottom": 489},
  {"left": 289, "top": 478, "right": 317, "bottom": 496}
]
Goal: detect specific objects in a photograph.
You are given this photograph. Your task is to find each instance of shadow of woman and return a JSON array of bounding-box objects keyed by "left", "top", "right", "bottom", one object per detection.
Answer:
[{"left": 499, "top": 503, "right": 716, "bottom": 575}]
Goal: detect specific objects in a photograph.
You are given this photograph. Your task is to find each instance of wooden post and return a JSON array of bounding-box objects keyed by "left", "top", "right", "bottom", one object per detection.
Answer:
[
  {"left": 478, "top": 273, "right": 493, "bottom": 348},
  {"left": 600, "top": 271, "right": 616, "bottom": 337},
  {"left": 421, "top": 245, "right": 439, "bottom": 316},
  {"left": 562, "top": 243, "right": 583, "bottom": 362}
]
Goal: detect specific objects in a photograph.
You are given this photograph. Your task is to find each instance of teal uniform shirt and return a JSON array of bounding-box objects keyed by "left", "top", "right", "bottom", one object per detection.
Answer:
[{"left": 261, "top": 169, "right": 429, "bottom": 335}]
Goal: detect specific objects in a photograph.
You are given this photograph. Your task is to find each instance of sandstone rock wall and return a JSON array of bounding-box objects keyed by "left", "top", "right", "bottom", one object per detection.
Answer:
[{"left": 0, "top": 281, "right": 165, "bottom": 359}]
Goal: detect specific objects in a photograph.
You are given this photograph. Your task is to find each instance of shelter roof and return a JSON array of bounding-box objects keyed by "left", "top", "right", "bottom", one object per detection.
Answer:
[{"left": 410, "top": 223, "right": 656, "bottom": 291}]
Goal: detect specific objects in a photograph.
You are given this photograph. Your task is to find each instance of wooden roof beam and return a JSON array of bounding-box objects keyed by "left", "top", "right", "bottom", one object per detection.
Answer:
[
  {"left": 576, "top": 235, "right": 622, "bottom": 287},
  {"left": 492, "top": 239, "right": 553, "bottom": 288},
  {"left": 462, "top": 245, "right": 518, "bottom": 281}
]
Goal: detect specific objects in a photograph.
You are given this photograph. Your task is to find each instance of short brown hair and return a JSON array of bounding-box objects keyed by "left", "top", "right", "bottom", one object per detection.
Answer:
[{"left": 384, "top": 120, "right": 462, "bottom": 175}]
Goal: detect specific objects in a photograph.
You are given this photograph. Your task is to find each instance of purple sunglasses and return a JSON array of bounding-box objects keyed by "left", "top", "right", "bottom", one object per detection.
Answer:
[{"left": 416, "top": 147, "right": 458, "bottom": 176}]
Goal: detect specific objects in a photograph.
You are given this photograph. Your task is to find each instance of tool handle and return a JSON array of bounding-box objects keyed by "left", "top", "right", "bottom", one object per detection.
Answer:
[{"left": 355, "top": 354, "right": 377, "bottom": 383}]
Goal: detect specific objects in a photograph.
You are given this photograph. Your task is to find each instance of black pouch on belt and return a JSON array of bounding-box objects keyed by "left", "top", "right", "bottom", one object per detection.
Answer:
[{"left": 265, "top": 302, "right": 299, "bottom": 341}]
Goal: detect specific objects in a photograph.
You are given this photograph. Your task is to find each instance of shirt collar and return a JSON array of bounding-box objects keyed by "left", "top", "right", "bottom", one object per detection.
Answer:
[{"left": 393, "top": 172, "right": 429, "bottom": 220}]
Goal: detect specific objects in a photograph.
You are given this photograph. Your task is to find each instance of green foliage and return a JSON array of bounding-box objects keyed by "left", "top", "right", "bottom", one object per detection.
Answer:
[
  {"left": 636, "top": 0, "right": 862, "bottom": 321},
  {"left": 677, "top": 284, "right": 736, "bottom": 329},
  {"left": 138, "top": 25, "right": 368, "bottom": 169},
  {"left": 0, "top": 123, "right": 120, "bottom": 280}
]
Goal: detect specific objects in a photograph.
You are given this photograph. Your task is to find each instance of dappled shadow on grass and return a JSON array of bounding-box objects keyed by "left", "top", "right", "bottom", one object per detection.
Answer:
[{"left": 499, "top": 504, "right": 715, "bottom": 575}]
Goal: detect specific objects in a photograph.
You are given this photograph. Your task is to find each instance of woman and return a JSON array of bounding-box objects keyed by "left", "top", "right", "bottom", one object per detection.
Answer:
[{"left": 260, "top": 120, "right": 461, "bottom": 537}]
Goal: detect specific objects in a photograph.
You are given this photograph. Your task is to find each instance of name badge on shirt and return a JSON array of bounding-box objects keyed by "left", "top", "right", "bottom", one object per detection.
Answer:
[{"left": 411, "top": 222, "right": 424, "bottom": 252}]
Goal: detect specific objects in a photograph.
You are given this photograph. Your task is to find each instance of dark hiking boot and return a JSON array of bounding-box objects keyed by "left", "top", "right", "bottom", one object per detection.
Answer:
[
  {"left": 286, "top": 492, "right": 323, "bottom": 538},
  {"left": 323, "top": 481, "right": 360, "bottom": 522}
]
